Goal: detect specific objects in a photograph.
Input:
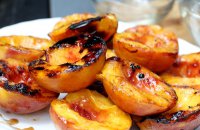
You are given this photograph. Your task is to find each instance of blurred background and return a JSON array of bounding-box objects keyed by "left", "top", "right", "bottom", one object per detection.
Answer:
[
  {"left": 0, "top": 0, "right": 199, "bottom": 45},
  {"left": 0, "top": 0, "right": 95, "bottom": 28}
]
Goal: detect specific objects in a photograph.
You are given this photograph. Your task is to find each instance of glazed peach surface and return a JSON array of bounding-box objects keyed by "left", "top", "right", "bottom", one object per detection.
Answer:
[
  {"left": 49, "top": 13, "right": 118, "bottom": 42},
  {"left": 0, "top": 35, "right": 54, "bottom": 62},
  {"left": 0, "top": 45, "right": 44, "bottom": 62},
  {"left": 99, "top": 57, "right": 177, "bottom": 116},
  {"left": 29, "top": 34, "right": 107, "bottom": 93},
  {"left": 106, "top": 49, "right": 116, "bottom": 59},
  {"left": 49, "top": 89, "right": 132, "bottom": 130},
  {"left": 134, "top": 86, "right": 200, "bottom": 130},
  {"left": 113, "top": 25, "right": 178, "bottom": 73},
  {"left": 0, "top": 35, "right": 54, "bottom": 50},
  {"left": 0, "top": 58, "right": 58, "bottom": 114},
  {"left": 161, "top": 52, "right": 200, "bottom": 88}
]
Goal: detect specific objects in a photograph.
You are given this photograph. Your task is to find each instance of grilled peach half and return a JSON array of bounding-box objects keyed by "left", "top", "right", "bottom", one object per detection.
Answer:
[
  {"left": 113, "top": 25, "right": 178, "bottom": 73},
  {"left": 99, "top": 57, "right": 177, "bottom": 116},
  {"left": 49, "top": 89, "right": 132, "bottom": 130},
  {"left": 49, "top": 13, "right": 118, "bottom": 42},
  {"left": 0, "top": 45, "right": 44, "bottom": 62},
  {"left": 161, "top": 52, "right": 200, "bottom": 88},
  {"left": 0, "top": 35, "right": 54, "bottom": 50},
  {"left": 29, "top": 34, "right": 107, "bottom": 93},
  {"left": 134, "top": 86, "right": 200, "bottom": 130},
  {"left": 0, "top": 58, "right": 58, "bottom": 114},
  {"left": 0, "top": 35, "right": 54, "bottom": 62}
]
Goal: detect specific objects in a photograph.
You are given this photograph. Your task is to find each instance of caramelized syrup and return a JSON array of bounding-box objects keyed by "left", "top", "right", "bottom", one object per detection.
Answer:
[{"left": 0, "top": 113, "right": 34, "bottom": 130}]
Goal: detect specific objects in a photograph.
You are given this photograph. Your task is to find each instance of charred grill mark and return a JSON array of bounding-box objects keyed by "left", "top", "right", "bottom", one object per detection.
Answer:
[
  {"left": 47, "top": 72, "right": 57, "bottom": 78},
  {"left": 84, "top": 35, "right": 106, "bottom": 49},
  {"left": 83, "top": 50, "right": 103, "bottom": 66},
  {"left": 3, "top": 82, "right": 39, "bottom": 96},
  {"left": 82, "top": 36, "right": 106, "bottom": 66},
  {"left": 107, "top": 56, "right": 121, "bottom": 62},
  {"left": 61, "top": 63, "right": 82, "bottom": 72},
  {"left": 142, "top": 110, "right": 200, "bottom": 124},
  {"left": 69, "top": 16, "right": 102, "bottom": 30},
  {"left": 32, "top": 35, "right": 106, "bottom": 73},
  {"left": 29, "top": 59, "right": 46, "bottom": 69},
  {"left": 34, "top": 67, "right": 45, "bottom": 70},
  {"left": 50, "top": 36, "right": 78, "bottom": 49}
]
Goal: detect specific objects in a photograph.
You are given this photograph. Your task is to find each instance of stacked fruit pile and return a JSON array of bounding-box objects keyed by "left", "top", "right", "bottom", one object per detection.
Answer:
[{"left": 0, "top": 13, "right": 200, "bottom": 130}]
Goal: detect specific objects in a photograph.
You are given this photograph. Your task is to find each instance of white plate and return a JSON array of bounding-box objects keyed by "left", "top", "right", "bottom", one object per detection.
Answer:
[{"left": 0, "top": 18, "right": 199, "bottom": 130}]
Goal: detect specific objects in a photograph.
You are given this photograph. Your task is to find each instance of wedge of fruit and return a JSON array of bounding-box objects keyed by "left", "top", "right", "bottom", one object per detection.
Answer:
[
  {"left": 49, "top": 13, "right": 118, "bottom": 42},
  {"left": 0, "top": 58, "right": 58, "bottom": 114},
  {"left": 161, "top": 52, "right": 200, "bottom": 88},
  {"left": 99, "top": 57, "right": 177, "bottom": 116},
  {"left": 0, "top": 45, "right": 44, "bottom": 62},
  {"left": 134, "top": 86, "right": 200, "bottom": 130},
  {"left": 0, "top": 35, "right": 54, "bottom": 50},
  {"left": 0, "top": 35, "right": 54, "bottom": 62},
  {"left": 49, "top": 89, "right": 132, "bottom": 130},
  {"left": 29, "top": 33, "right": 107, "bottom": 93},
  {"left": 113, "top": 25, "right": 178, "bottom": 73}
]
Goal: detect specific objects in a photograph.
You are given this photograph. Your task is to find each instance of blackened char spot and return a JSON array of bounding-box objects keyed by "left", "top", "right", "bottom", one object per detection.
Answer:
[
  {"left": 83, "top": 35, "right": 106, "bottom": 49},
  {"left": 130, "top": 64, "right": 141, "bottom": 72},
  {"left": 83, "top": 50, "right": 103, "bottom": 66},
  {"left": 29, "top": 59, "right": 46, "bottom": 68},
  {"left": 34, "top": 67, "right": 45, "bottom": 70},
  {"left": 69, "top": 16, "right": 102, "bottom": 30},
  {"left": 82, "top": 36, "right": 106, "bottom": 66},
  {"left": 47, "top": 72, "right": 57, "bottom": 78},
  {"left": 3, "top": 82, "right": 39, "bottom": 96},
  {"left": 130, "top": 64, "right": 136, "bottom": 72},
  {"left": 135, "top": 65, "right": 141, "bottom": 69},
  {"left": 50, "top": 36, "right": 78, "bottom": 49},
  {"left": 138, "top": 73, "right": 145, "bottom": 79}
]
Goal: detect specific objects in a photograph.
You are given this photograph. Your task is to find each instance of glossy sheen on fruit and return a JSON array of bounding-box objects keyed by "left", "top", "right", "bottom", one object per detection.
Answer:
[
  {"left": 113, "top": 25, "right": 178, "bottom": 73},
  {"left": 0, "top": 58, "right": 58, "bottom": 114},
  {"left": 0, "top": 35, "right": 54, "bottom": 50},
  {"left": 161, "top": 52, "right": 200, "bottom": 88},
  {"left": 29, "top": 34, "right": 107, "bottom": 93},
  {"left": 99, "top": 57, "right": 177, "bottom": 116},
  {"left": 49, "top": 13, "right": 118, "bottom": 42},
  {"left": 106, "top": 49, "right": 116, "bottom": 59},
  {"left": 135, "top": 86, "right": 200, "bottom": 130},
  {"left": 0, "top": 35, "right": 54, "bottom": 62},
  {"left": 0, "top": 45, "right": 44, "bottom": 62},
  {"left": 49, "top": 89, "right": 132, "bottom": 130}
]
